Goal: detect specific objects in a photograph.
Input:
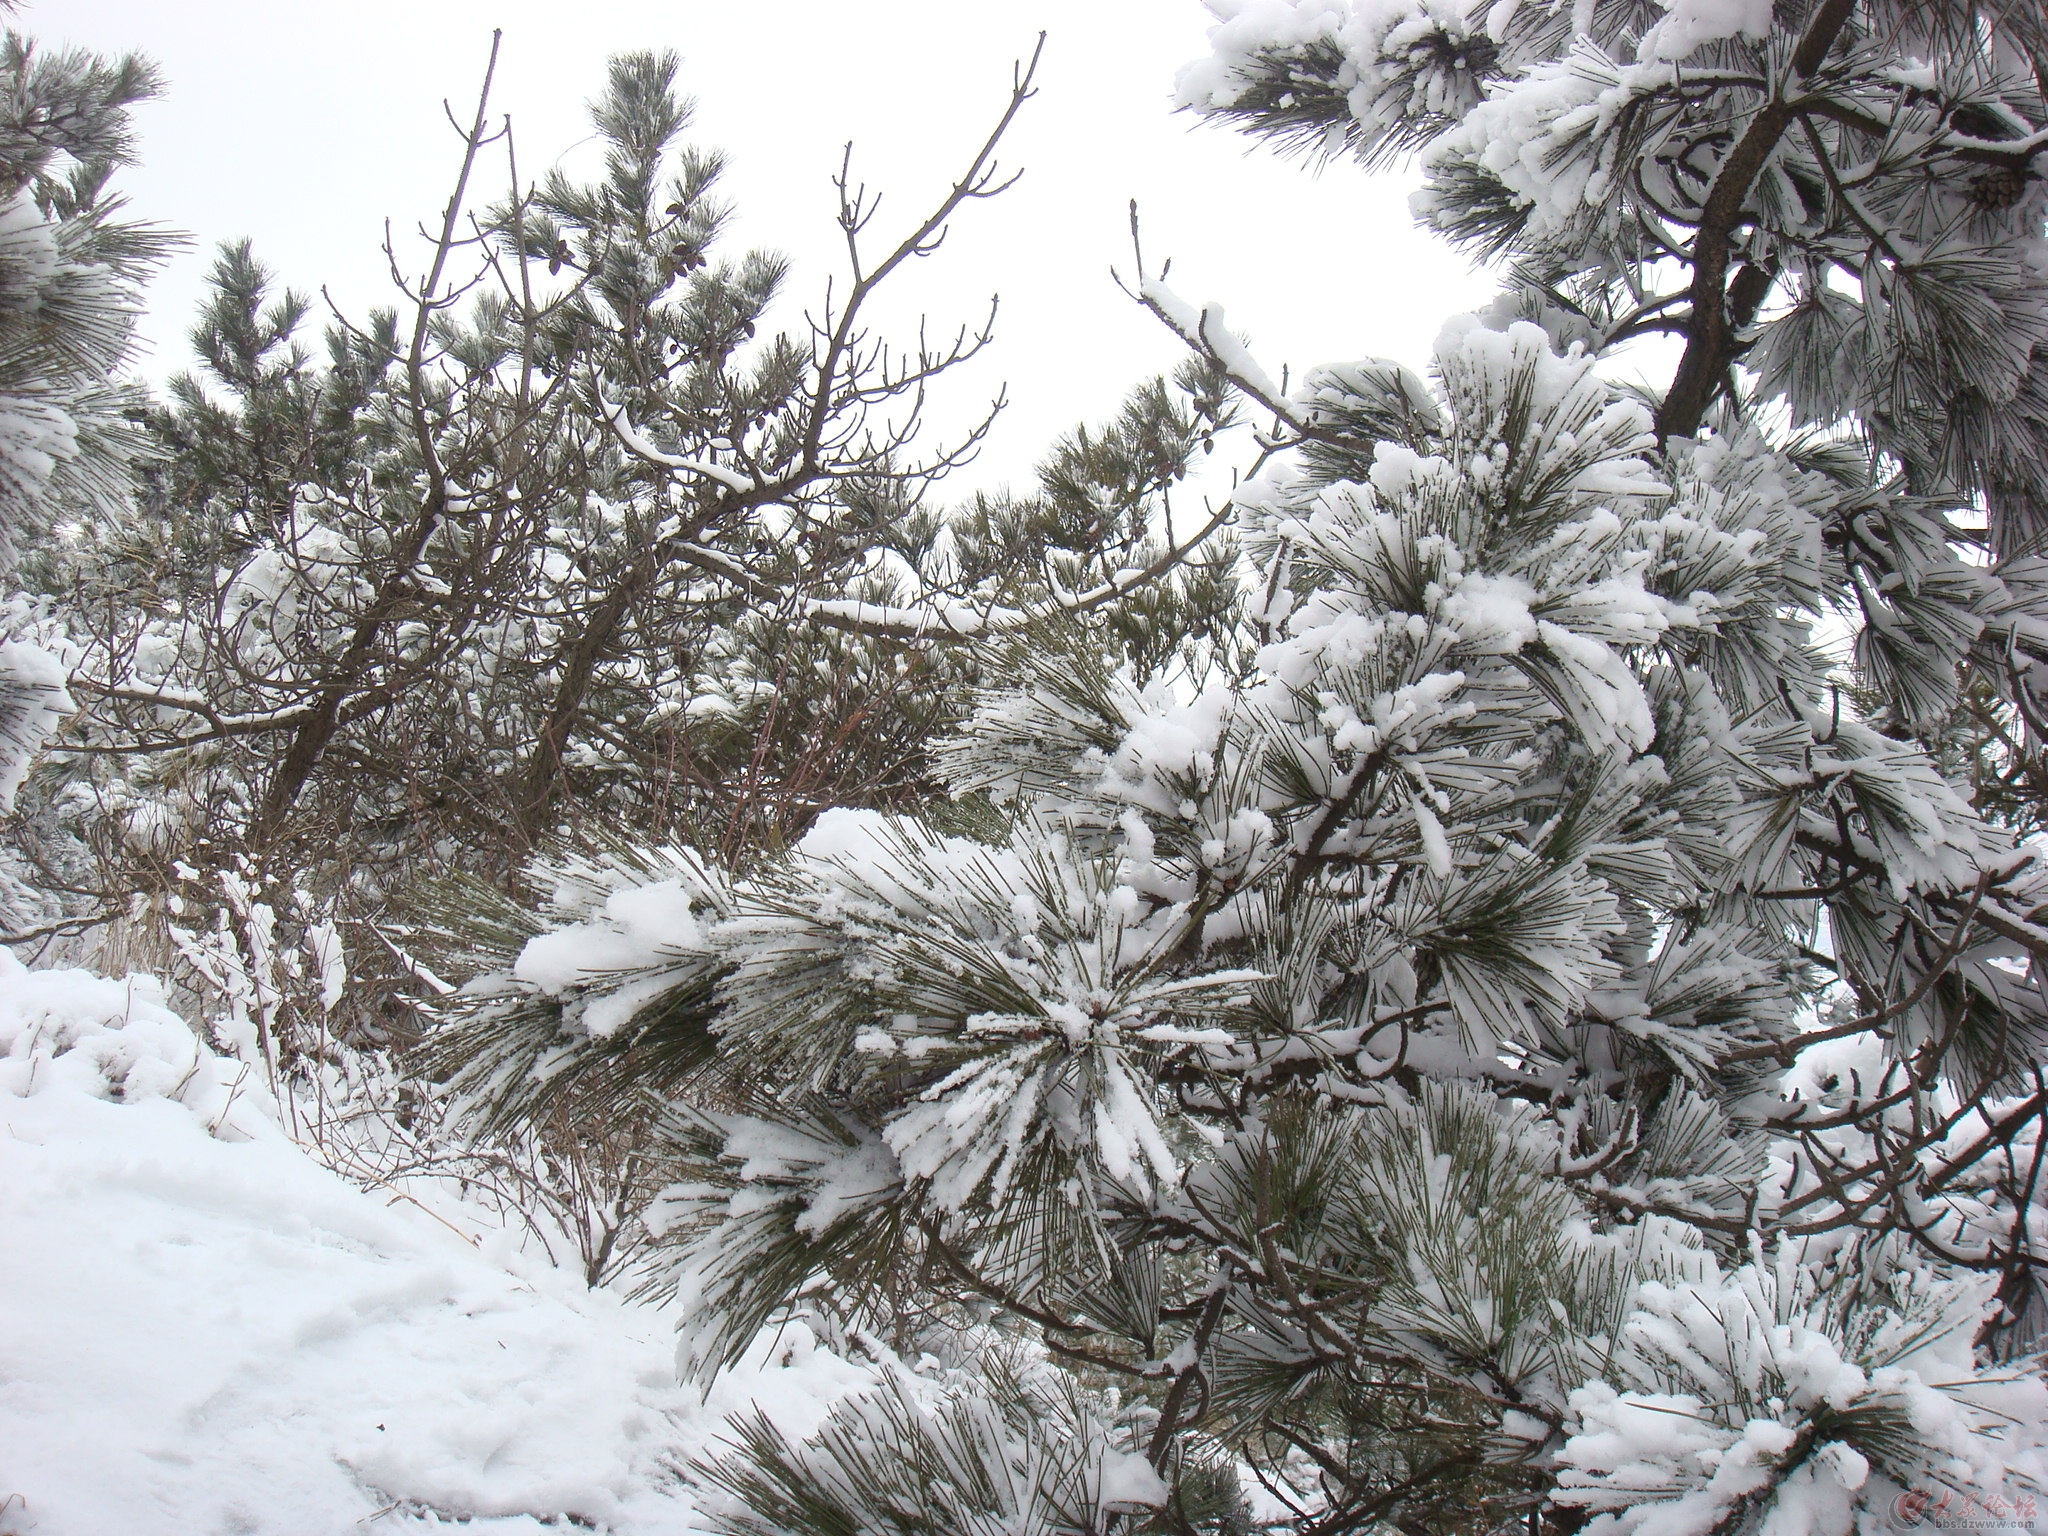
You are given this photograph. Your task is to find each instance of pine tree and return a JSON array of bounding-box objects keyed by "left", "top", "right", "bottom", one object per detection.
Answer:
[
  {"left": 0, "top": 24, "right": 166, "bottom": 823},
  {"left": 437, "top": 5, "right": 2048, "bottom": 1532},
  {"left": 24, "top": 30, "right": 1235, "bottom": 1258}
]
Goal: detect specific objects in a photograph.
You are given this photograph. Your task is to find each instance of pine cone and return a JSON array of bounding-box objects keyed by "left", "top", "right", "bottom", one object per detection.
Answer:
[{"left": 1968, "top": 165, "right": 2030, "bottom": 212}]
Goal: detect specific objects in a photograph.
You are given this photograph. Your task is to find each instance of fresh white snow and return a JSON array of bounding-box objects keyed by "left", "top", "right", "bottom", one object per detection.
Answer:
[{"left": 0, "top": 952, "right": 870, "bottom": 1535}]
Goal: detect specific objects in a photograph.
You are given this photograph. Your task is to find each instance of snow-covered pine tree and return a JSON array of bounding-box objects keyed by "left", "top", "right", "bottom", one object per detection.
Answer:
[
  {"left": 439, "top": 3, "right": 2048, "bottom": 1532},
  {"left": 38, "top": 41, "right": 1231, "bottom": 1063},
  {"left": 0, "top": 23, "right": 166, "bottom": 844}
]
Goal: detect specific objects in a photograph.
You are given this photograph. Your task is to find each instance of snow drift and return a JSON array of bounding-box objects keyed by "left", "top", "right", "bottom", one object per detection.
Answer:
[{"left": 0, "top": 951, "right": 867, "bottom": 1535}]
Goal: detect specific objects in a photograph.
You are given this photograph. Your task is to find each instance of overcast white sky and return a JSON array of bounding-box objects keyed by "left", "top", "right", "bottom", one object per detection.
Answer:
[{"left": 39, "top": 0, "right": 1494, "bottom": 495}]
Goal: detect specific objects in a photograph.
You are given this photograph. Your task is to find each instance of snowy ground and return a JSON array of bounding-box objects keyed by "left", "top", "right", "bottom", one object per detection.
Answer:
[{"left": 0, "top": 953, "right": 868, "bottom": 1535}]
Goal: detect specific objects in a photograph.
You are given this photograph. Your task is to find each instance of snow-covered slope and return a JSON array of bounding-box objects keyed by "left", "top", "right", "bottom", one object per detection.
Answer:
[{"left": 0, "top": 953, "right": 866, "bottom": 1535}]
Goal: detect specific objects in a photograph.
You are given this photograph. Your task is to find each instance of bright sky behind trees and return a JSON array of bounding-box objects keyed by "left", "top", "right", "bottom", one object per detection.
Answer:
[{"left": 37, "top": 0, "right": 1490, "bottom": 494}]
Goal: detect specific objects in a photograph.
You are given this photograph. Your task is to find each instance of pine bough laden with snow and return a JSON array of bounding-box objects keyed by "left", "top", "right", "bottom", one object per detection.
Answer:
[
  {"left": 0, "top": 27, "right": 167, "bottom": 852},
  {"left": 429, "top": 3, "right": 2048, "bottom": 1533}
]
